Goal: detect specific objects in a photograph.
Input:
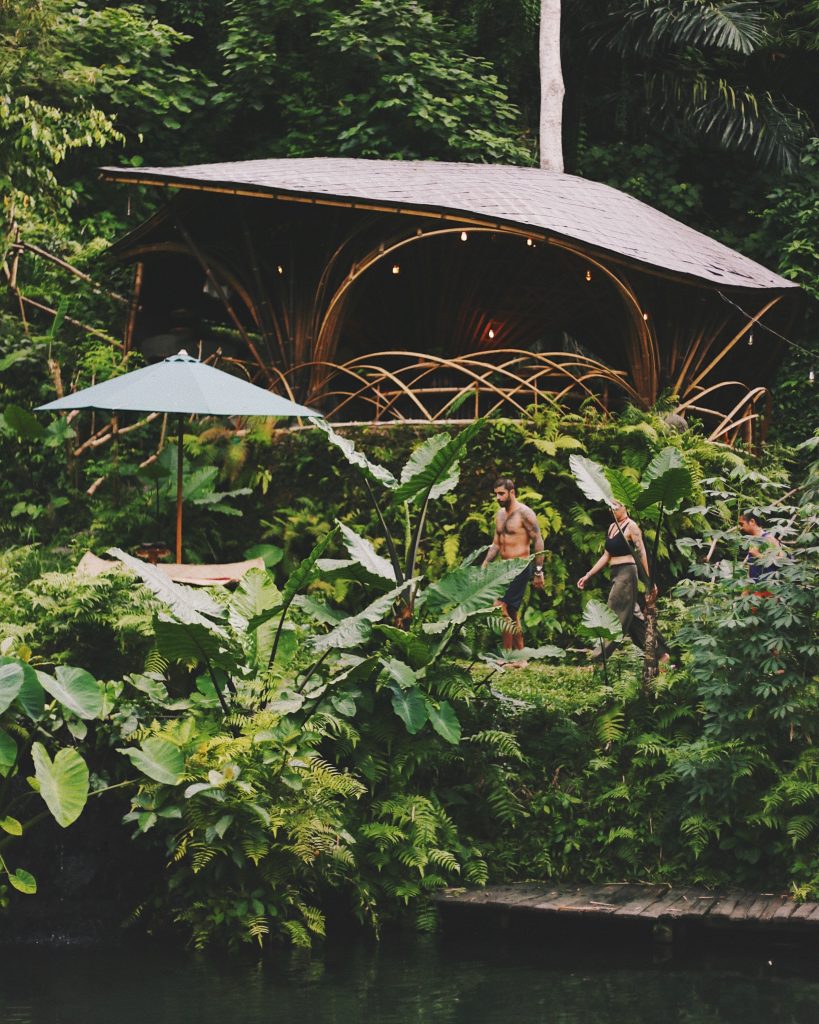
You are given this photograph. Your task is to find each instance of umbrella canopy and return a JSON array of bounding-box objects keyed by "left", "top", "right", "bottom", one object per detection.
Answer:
[
  {"left": 37, "top": 351, "right": 319, "bottom": 561},
  {"left": 37, "top": 350, "right": 316, "bottom": 417}
]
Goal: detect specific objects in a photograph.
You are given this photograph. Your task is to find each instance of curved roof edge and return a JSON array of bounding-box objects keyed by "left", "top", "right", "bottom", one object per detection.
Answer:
[{"left": 100, "top": 157, "right": 797, "bottom": 292}]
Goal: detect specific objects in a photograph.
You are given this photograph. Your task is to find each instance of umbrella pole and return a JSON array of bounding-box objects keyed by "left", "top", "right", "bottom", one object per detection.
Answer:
[{"left": 176, "top": 416, "right": 184, "bottom": 564}]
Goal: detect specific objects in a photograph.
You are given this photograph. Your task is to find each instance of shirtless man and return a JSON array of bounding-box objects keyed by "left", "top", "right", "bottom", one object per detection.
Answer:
[{"left": 480, "top": 477, "right": 544, "bottom": 661}]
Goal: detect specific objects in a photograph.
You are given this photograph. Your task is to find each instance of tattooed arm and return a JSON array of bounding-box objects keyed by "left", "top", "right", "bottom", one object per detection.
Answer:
[
  {"left": 521, "top": 507, "right": 545, "bottom": 568},
  {"left": 628, "top": 522, "right": 654, "bottom": 587}
]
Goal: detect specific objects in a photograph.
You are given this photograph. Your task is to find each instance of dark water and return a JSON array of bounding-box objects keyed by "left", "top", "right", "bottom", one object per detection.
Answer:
[{"left": 2, "top": 929, "right": 819, "bottom": 1024}]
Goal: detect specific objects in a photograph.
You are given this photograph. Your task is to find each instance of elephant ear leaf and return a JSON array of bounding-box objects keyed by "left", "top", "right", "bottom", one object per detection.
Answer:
[
  {"left": 118, "top": 737, "right": 184, "bottom": 785},
  {"left": 579, "top": 599, "right": 623, "bottom": 641},
  {"left": 336, "top": 521, "right": 396, "bottom": 583},
  {"left": 0, "top": 660, "right": 24, "bottom": 715},
  {"left": 424, "top": 559, "right": 529, "bottom": 626},
  {"left": 31, "top": 743, "right": 89, "bottom": 827},
  {"left": 392, "top": 421, "right": 482, "bottom": 505},
  {"left": 37, "top": 667, "right": 103, "bottom": 720},
  {"left": 311, "top": 582, "right": 413, "bottom": 653},
  {"left": 312, "top": 418, "right": 396, "bottom": 488},
  {"left": 635, "top": 447, "right": 693, "bottom": 511},
  {"left": 570, "top": 455, "right": 616, "bottom": 506},
  {"left": 108, "top": 548, "right": 225, "bottom": 626}
]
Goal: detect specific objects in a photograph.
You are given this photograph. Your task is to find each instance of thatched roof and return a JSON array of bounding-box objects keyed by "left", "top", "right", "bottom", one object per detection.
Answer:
[{"left": 101, "top": 157, "right": 794, "bottom": 292}]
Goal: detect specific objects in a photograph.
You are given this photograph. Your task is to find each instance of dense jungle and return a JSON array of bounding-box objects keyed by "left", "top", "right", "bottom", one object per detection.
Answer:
[{"left": 1, "top": 0, "right": 818, "bottom": 951}]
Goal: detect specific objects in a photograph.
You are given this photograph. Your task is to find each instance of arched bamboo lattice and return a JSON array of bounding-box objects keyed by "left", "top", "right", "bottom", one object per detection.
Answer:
[{"left": 277, "top": 349, "right": 641, "bottom": 422}]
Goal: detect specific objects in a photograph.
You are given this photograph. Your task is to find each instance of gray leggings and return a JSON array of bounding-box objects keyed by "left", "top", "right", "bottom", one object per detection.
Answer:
[{"left": 597, "top": 564, "right": 669, "bottom": 660}]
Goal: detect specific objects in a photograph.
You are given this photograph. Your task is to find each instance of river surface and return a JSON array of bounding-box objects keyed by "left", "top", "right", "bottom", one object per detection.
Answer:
[{"left": 1, "top": 929, "right": 818, "bottom": 1024}]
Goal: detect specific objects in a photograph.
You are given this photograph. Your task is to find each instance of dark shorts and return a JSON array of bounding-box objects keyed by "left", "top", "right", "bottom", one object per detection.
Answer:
[{"left": 501, "top": 564, "right": 533, "bottom": 617}]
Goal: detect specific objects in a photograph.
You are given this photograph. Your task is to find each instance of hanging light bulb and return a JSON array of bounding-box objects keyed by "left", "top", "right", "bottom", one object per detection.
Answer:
[
  {"left": 276, "top": 265, "right": 284, "bottom": 275},
  {"left": 810, "top": 370, "right": 815, "bottom": 384},
  {"left": 585, "top": 269, "right": 592, "bottom": 282},
  {"left": 748, "top": 331, "right": 754, "bottom": 346},
  {"left": 526, "top": 237, "right": 534, "bottom": 247},
  {"left": 642, "top": 312, "right": 649, "bottom": 321},
  {"left": 460, "top": 231, "right": 468, "bottom": 242},
  {"left": 391, "top": 264, "right": 400, "bottom": 275},
  {"left": 488, "top": 328, "right": 495, "bottom": 340}
]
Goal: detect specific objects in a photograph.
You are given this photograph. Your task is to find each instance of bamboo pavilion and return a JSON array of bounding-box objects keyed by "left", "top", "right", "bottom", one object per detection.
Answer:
[{"left": 99, "top": 157, "right": 800, "bottom": 442}]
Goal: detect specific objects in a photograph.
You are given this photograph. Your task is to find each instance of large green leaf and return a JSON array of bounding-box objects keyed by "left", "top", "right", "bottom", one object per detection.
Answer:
[
  {"left": 229, "top": 568, "right": 282, "bottom": 667},
  {"left": 397, "top": 433, "right": 458, "bottom": 503},
  {"left": 0, "top": 728, "right": 17, "bottom": 777},
  {"left": 108, "top": 548, "right": 225, "bottom": 627},
  {"left": 32, "top": 742, "right": 89, "bottom": 827},
  {"left": 314, "top": 558, "right": 394, "bottom": 590},
  {"left": 0, "top": 660, "right": 24, "bottom": 715},
  {"left": 427, "top": 700, "right": 461, "bottom": 744},
  {"left": 424, "top": 559, "right": 529, "bottom": 625},
  {"left": 5, "top": 657, "right": 44, "bottom": 720},
  {"left": 229, "top": 567, "right": 282, "bottom": 624},
  {"left": 337, "top": 521, "right": 396, "bottom": 582},
  {"left": 119, "top": 737, "right": 184, "bottom": 785},
  {"left": 635, "top": 447, "right": 693, "bottom": 511},
  {"left": 605, "top": 468, "right": 642, "bottom": 509},
  {"left": 9, "top": 868, "right": 37, "bottom": 895},
  {"left": 373, "top": 625, "right": 435, "bottom": 669},
  {"left": 4, "top": 404, "right": 45, "bottom": 440},
  {"left": 37, "top": 666, "right": 103, "bottom": 720},
  {"left": 311, "top": 583, "right": 412, "bottom": 653},
  {"left": 153, "top": 617, "right": 226, "bottom": 668},
  {"left": 392, "top": 421, "right": 481, "bottom": 505},
  {"left": 280, "top": 526, "right": 340, "bottom": 608},
  {"left": 579, "top": 599, "right": 623, "bottom": 640},
  {"left": 312, "top": 418, "right": 397, "bottom": 488},
  {"left": 569, "top": 454, "right": 616, "bottom": 506},
  {"left": 390, "top": 685, "right": 429, "bottom": 734},
  {"left": 382, "top": 657, "right": 418, "bottom": 690}
]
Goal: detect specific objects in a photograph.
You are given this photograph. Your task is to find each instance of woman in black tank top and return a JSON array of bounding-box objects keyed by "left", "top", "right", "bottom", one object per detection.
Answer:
[{"left": 577, "top": 504, "right": 670, "bottom": 663}]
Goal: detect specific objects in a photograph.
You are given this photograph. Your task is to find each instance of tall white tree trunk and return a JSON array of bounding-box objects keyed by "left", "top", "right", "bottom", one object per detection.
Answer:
[{"left": 539, "top": 0, "right": 565, "bottom": 172}]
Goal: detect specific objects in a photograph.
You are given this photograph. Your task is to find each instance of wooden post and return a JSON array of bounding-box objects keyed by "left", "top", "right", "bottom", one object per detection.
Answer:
[{"left": 176, "top": 416, "right": 184, "bottom": 564}]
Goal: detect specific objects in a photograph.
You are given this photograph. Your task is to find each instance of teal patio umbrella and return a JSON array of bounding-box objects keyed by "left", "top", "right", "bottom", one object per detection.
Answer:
[{"left": 38, "top": 351, "right": 317, "bottom": 561}]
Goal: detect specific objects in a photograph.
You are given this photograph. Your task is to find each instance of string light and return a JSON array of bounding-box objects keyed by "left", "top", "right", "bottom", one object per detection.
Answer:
[
  {"left": 717, "top": 290, "right": 816, "bottom": 360},
  {"left": 488, "top": 328, "right": 495, "bottom": 340},
  {"left": 642, "top": 312, "right": 649, "bottom": 321},
  {"left": 748, "top": 331, "right": 754, "bottom": 346},
  {"left": 810, "top": 370, "right": 815, "bottom": 384},
  {"left": 526, "top": 238, "right": 534, "bottom": 247},
  {"left": 276, "top": 265, "right": 284, "bottom": 275},
  {"left": 460, "top": 231, "right": 468, "bottom": 242},
  {"left": 585, "top": 269, "right": 592, "bottom": 282},
  {"left": 391, "top": 264, "right": 400, "bottom": 275}
]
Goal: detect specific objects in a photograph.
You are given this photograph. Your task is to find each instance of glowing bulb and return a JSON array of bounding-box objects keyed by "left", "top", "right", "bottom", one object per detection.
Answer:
[
  {"left": 526, "top": 237, "right": 534, "bottom": 247},
  {"left": 391, "top": 264, "right": 400, "bottom": 275},
  {"left": 810, "top": 370, "right": 815, "bottom": 384},
  {"left": 585, "top": 269, "right": 592, "bottom": 282},
  {"left": 642, "top": 312, "right": 649, "bottom": 321},
  {"left": 488, "top": 328, "right": 495, "bottom": 340},
  {"left": 748, "top": 332, "right": 754, "bottom": 346},
  {"left": 460, "top": 231, "right": 468, "bottom": 242},
  {"left": 276, "top": 265, "right": 284, "bottom": 275}
]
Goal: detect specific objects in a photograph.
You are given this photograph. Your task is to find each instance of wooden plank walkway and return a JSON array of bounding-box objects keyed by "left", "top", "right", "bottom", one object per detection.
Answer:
[{"left": 434, "top": 883, "right": 819, "bottom": 933}]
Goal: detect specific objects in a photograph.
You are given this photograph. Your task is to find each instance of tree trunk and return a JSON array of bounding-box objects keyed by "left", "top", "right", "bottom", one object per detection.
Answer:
[
  {"left": 642, "top": 591, "right": 659, "bottom": 689},
  {"left": 539, "top": 0, "right": 565, "bottom": 172}
]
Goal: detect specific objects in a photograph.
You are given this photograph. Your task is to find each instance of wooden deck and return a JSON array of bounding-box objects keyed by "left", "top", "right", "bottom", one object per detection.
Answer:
[{"left": 434, "top": 883, "right": 819, "bottom": 936}]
